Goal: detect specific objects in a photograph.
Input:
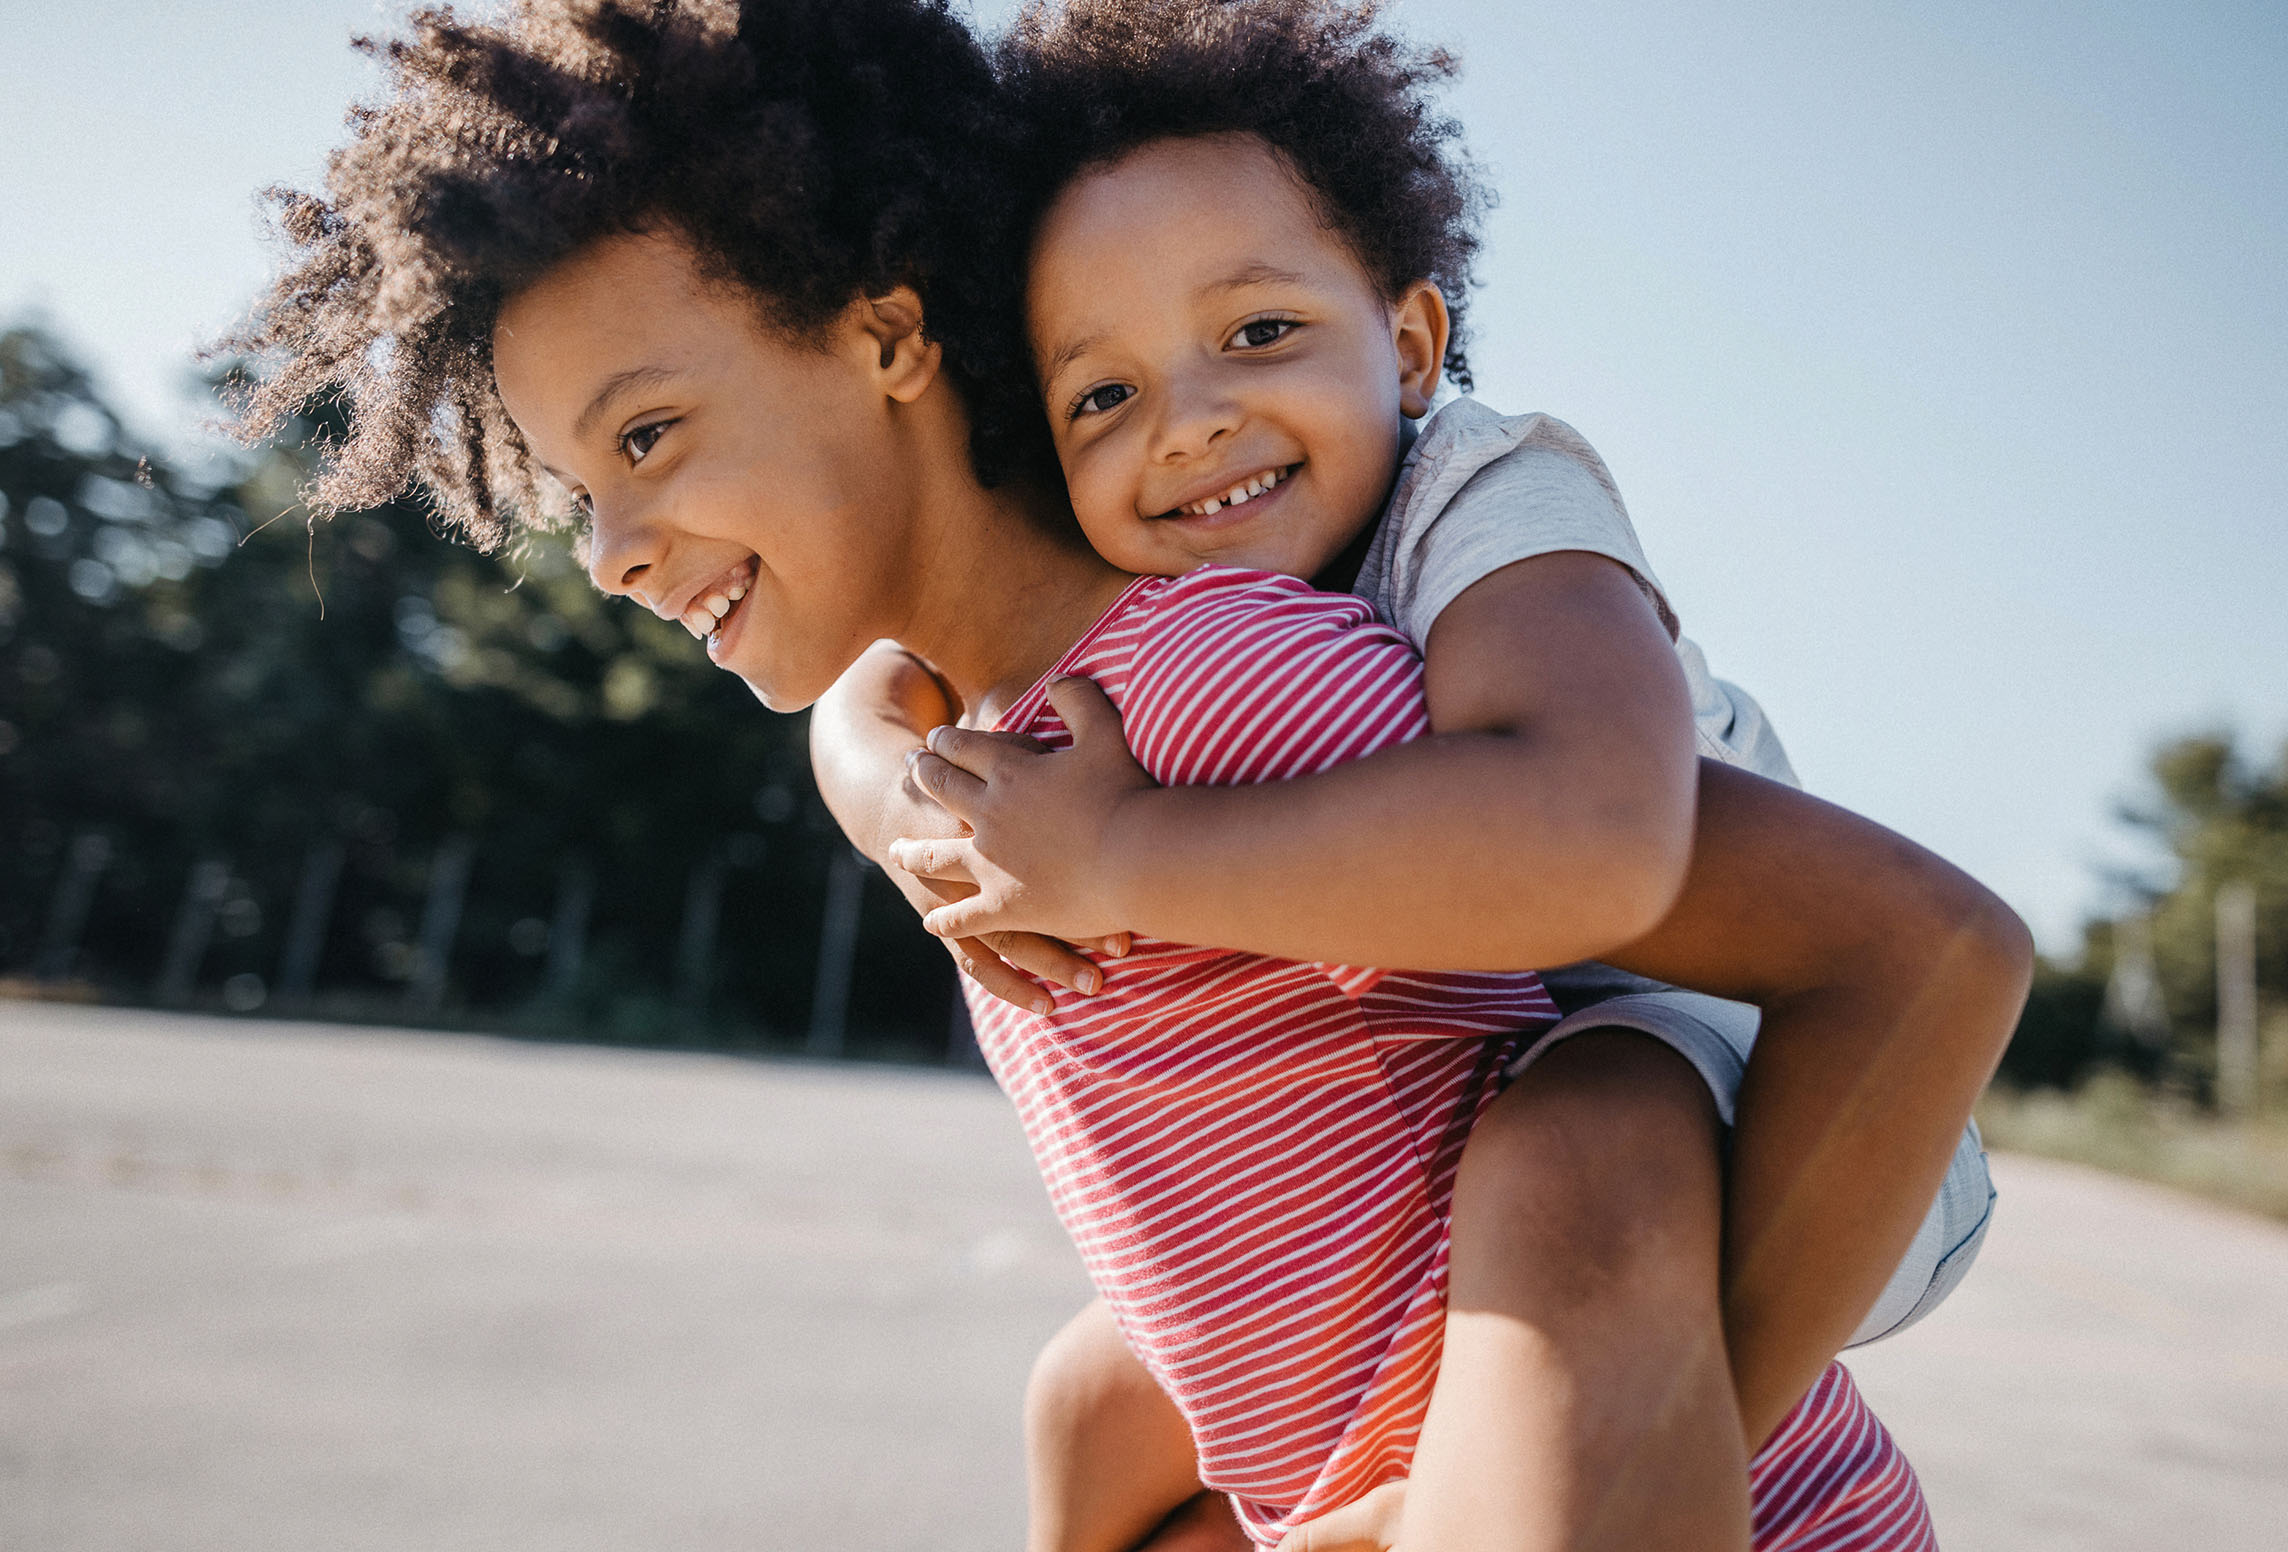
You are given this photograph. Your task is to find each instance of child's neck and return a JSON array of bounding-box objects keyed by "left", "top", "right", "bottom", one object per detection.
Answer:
[{"left": 892, "top": 468, "right": 1134, "bottom": 728}]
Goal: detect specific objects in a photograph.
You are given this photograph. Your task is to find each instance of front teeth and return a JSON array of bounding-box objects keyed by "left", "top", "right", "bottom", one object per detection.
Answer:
[
  {"left": 1186, "top": 466, "right": 1284, "bottom": 517},
  {"left": 679, "top": 568, "right": 756, "bottom": 640}
]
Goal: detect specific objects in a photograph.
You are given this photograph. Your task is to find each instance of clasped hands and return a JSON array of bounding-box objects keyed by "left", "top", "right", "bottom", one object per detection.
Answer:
[{"left": 889, "top": 676, "right": 1149, "bottom": 1013}]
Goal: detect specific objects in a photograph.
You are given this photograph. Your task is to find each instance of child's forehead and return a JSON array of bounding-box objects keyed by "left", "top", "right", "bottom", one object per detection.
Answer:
[
  {"left": 1029, "top": 134, "right": 1381, "bottom": 337},
  {"left": 1049, "top": 135, "right": 1325, "bottom": 255}
]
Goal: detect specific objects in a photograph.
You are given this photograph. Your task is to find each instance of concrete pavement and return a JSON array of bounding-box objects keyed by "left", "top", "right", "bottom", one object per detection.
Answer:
[{"left": 4, "top": 1004, "right": 2285, "bottom": 1549}]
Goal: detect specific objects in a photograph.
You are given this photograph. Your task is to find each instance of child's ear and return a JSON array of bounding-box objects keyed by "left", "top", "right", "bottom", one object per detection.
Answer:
[
  {"left": 1391, "top": 281, "right": 1450, "bottom": 419},
  {"left": 854, "top": 286, "right": 943, "bottom": 404}
]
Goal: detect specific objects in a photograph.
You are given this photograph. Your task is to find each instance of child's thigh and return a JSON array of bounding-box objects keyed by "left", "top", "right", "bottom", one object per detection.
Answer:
[{"left": 1449, "top": 1027, "right": 1727, "bottom": 1318}]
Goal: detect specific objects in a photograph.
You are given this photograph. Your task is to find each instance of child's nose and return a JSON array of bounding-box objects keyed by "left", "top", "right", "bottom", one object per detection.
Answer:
[
  {"left": 1153, "top": 373, "right": 1242, "bottom": 462},
  {"left": 584, "top": 508, "right": 663, "bottom": 605}
]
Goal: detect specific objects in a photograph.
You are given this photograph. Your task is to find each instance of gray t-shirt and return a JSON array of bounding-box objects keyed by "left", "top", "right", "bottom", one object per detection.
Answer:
[{"left": 1354, "top": 397, "right": 1798, "bottom": 786}]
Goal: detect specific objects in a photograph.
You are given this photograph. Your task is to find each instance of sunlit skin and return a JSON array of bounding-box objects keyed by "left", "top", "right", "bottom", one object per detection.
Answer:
[
  {"left": 490, "top": 227, "right": 1126, "bottom": 717},
  {"left": 1028, "top": 133, "right": 1449, "bottom": 584}
]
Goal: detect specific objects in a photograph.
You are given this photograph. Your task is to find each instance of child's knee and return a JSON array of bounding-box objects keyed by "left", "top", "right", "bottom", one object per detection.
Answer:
[
  {"left": 1025, "top": 1298, "right": 1143, "bottom": 1439},
  {"left": 1024, "top": 1301, "right": 1206, "bottom": 1552},
  {"left": 1451, "top": 1029, "right": 1726, "bottom": 1320}
]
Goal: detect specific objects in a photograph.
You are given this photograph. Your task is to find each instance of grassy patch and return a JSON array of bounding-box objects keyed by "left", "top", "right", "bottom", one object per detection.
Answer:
[{"left": 1977, "top": 1071, "right": 2288, "bottom": 1223}]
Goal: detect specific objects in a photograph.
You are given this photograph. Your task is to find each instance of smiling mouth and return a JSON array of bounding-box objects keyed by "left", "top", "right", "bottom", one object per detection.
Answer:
[
  {"left": 677, "top": 556, "right": 759, "bottom": 649},
  {"left": 1157, "top": 464, "right": 1294, "bottom": 520}
]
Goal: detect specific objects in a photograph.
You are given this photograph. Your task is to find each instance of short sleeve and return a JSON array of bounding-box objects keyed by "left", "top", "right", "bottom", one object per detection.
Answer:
[
  {"left": 1366, "top": 406, "right": 1679, "bottom": 647},
  {"left": 1404, "top": 438, "right": 1675, "bottom": 644},
  {"left": 1116, "top": 568, "right": 1430, "bottom": 790}
]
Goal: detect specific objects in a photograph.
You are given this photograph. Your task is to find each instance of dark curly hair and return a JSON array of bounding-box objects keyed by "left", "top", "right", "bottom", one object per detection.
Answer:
[
  {"left": 222, "top": 0, "right": 1047, "bottom": 547},
  {"left": 997, "top": 0, "right": 1489, "bottom": 388}
]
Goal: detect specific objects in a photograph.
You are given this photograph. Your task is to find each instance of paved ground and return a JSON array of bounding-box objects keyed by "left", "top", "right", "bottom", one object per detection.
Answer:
[{"left": 3, "top": 1005, "right": 2284, "bottom": 1550}]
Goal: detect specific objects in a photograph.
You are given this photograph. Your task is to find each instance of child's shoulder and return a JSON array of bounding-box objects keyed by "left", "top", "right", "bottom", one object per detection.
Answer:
[
  {"left": 1365, "top": 398, "right": 1675, "bottom": 643},
  {"left": 1129, "top": 564, "right": 1392, "bottom": 669},
  {"left": 1392, "top": 398, "right": 1629, "bottom": 545},
  {"left": 1110, "top": 566, "right": 1426, "bottom": 786}
]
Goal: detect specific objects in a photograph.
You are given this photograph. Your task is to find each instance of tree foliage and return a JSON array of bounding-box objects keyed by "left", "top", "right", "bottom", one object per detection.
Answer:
[{"left": 2004, "top": 731, "right": 2288, "bottom": 1096}]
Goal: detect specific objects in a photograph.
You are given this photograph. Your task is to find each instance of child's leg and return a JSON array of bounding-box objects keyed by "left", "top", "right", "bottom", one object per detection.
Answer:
[
  {"left": 1401, "top": 1029, "right": 1752, "bottom": 1552},
  {"left": 1024, "top": 1300, "right": 1249, "bottom": 1552}
]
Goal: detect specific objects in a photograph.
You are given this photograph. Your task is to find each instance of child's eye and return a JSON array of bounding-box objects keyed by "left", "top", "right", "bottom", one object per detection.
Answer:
[
  {"left": 1068, "top": 382, "right": 1135, "bottom": 419},
  {"left": 618, "top": 419, "right": 675, "bottom": 463},
  {"left": 1227, "top": 317, "right": 1298, "bottom": 350}
]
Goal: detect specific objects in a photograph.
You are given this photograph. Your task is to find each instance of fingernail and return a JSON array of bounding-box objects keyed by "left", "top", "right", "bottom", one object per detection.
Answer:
[
  {"left": 1079, "top": 968, "right": 1102, "bottom": 994},
  {"left": 926, "top": 726, "right": 947, "bottom": 753},
  {"left": 1030, "top": 997, "right": 1053, "bottom": 1016},
  {"left": 904, "top": 748, "right": 922, "bottom": 769}
]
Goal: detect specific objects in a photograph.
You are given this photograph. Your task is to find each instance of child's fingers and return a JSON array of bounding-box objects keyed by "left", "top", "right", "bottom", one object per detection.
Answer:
[
  {"left": 944, "top": 936, "right": 1053, "bottom": 1017},
  {"left": 924, "top": 722, "right": 1033, "bottom": 777},
  {"left": 887, "top": 836, "right": 976, "bottom": 884},
  {"left": 1074, "top": 931, "right": 1133, "bottom": 958},
  {"left": 1043, "top": 675, "right": 1126, "bottom": 746},
  {"left": 921, "top": 894, "right": 991, "bottom": 941},
  {"left": 903, "top": 748, "right": 987, "bottom": 817},
  {"left": 1269, "top": 1481, "right": 1406, "bottom": 1552},
  {"left": 983, "top": 931, "right": 1104, "bottom": 996}
]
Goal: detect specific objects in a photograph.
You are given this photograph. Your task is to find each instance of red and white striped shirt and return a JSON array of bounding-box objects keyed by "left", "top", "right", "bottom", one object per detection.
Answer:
[{"left": 965, "top": 568, "right": 1931, "bottom": 1549}]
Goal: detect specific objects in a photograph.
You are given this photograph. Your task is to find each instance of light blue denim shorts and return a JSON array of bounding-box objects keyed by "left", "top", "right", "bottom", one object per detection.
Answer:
[{"left": 1507, "top": 981, "right": 1995, "bottom": 1347}]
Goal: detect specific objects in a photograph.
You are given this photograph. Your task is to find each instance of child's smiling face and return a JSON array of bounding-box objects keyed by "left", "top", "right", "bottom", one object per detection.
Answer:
[
  {"left": 1027, "top": 133, "right": 1448, "bottom": 581},
  {"left": 492, "top": 228, "right": 939, "bottom": 711}
]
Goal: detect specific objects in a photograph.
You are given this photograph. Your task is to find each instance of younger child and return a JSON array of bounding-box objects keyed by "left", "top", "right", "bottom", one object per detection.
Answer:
[{"left": 818, "top": 1, "right": 2011, "bottom": 1546}]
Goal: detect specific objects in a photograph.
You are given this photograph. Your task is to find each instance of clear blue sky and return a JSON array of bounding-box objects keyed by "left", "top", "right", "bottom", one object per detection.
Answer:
[{"left": 5, "top": 0, "right": 2284, "bottom": 950}]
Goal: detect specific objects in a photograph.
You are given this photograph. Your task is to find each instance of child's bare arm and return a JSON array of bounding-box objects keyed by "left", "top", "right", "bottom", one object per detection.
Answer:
[
  {"left": 898, "top": 552, "right": 1698, "bottom": 970},
  {"left": 808, "top": 642, "right": 1116, "bottom": 1013},
  {"left": 1602, "top": 761, "right": 2032, "bottom": 1443}
]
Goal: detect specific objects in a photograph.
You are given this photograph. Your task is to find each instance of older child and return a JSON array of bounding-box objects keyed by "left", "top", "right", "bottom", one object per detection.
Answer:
[{"left": 231, "top": 3, "right": 2027, "bottom": 1550}]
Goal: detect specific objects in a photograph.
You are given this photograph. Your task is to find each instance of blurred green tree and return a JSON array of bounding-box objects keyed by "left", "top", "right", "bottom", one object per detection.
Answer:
[{"left": 2003, "top": 731, "right": 2287, "bottom": 1097}]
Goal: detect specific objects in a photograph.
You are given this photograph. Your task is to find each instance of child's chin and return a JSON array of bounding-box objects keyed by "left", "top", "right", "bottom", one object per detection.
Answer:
[{"left": 732, "top": 665, "right": 808, "bottom": 714}]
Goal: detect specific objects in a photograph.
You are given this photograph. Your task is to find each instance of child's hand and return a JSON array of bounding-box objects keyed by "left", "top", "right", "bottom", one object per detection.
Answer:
[
  {"left": 1271, "top": 1480, "right": 1406, "bottom": 1552},
  {"left": 888, "top": 676, "right": 1154, "bottom": 947},
  {"left": 879, "top": 725, "right": 1127, "bottom": 1017}
]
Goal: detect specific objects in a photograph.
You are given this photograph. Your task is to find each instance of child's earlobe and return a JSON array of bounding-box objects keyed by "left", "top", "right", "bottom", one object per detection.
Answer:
[
  {"left": 858, "top": 287, "right": 943, "bottom": 403},
  {"left": 1392, "top": 281, "right": 1451, "bottom": 418}
]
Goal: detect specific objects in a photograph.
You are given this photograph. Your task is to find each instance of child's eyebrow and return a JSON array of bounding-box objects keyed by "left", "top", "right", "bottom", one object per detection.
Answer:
[
  {"left": 1039, "top": 331, "right": 1105, "bottom": 391},
  {"left": 572, "top": 363, "right": 680, "bottom": 438},
  {"left": 1201, "top": 261, "right": 1309, "bottom": 296}
]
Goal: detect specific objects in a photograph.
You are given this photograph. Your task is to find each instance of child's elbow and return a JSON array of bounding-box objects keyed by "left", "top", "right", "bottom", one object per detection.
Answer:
[
  {"left": 1579, "top": 819, "right": 1696, "bottom": 953},
  {"left": 1917, "top": 866, "right": 2037, "bottom": 1063}
]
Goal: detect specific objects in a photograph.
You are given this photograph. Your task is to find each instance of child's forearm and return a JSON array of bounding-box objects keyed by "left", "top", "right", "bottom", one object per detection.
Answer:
[
  {"left": 897, "top": 552, "right": 1699, "bottom": 971},
  {"left": 1098, "top": 553, "right": 1697, "bottom": 970},
  {"left": 1601, "top": 763, "right": 2033, "bottom": 1446},
  {"left": 1101, "top": 730, "right": 1692, "bottom": 970},
  {"left": 809, "top": 640, "right": 957, "bottom": 867}
]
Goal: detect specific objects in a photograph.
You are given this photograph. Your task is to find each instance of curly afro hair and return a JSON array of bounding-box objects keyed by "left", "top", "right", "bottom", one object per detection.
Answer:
[
  {"left": 223, "top": 0, "right": 1046, "bottom": 547},
  {"left": 997, "top": 0, "right": 1490, "bottom": 388}
]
